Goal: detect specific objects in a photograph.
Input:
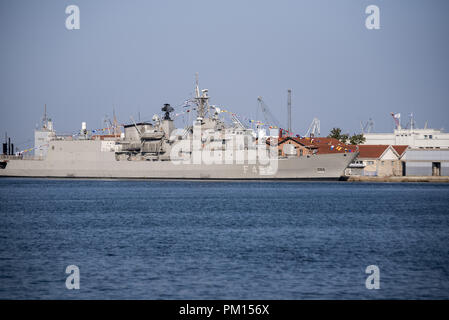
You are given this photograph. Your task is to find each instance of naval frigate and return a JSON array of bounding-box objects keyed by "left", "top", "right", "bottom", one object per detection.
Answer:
[{"left": 0, "top": 79, "right": 357, "bottom": 179}]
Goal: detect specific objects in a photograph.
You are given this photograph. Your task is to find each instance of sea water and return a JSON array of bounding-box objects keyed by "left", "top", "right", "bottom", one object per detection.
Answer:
[{"left": 0, "top": 178, "right": 448, "bottom": 299}]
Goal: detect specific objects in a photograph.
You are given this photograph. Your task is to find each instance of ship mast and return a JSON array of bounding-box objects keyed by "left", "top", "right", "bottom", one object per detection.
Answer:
[
  {"left": 42, "top": 104, "right": 47, "bottom": 129},
  {"left": 113, "top": 108, "right": 120, "bottom": 137},
  {"left": 194, "top": 73, "right": 209, "bottom": 121}
]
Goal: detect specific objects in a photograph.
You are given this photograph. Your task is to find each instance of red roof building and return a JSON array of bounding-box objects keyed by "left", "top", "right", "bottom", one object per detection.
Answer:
[
  {"left": 266, "top": 136, "right": 357, "bottom": 156},
  {"left": 347, "top": 144, "right": 409, "bottom": 177}
]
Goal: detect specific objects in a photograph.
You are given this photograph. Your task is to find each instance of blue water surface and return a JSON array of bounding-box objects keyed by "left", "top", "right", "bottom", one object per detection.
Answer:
[{"left": 0, "top": 178, "right": 448, "bottom": 299}]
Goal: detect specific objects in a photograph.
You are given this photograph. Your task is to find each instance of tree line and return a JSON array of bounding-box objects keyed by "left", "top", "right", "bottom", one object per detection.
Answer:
[{"left": 327, "top": 128, "right": 366, "bottom": 145}]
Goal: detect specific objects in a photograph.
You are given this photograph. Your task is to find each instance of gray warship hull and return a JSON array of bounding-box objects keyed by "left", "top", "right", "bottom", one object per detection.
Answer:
[{"left": 0, "top": 140, "right": 356, "bottom": 180}]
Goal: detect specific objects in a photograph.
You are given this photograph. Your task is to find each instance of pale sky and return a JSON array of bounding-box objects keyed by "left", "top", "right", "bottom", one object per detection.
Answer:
[{"left": 1, "top": 0, "right": 448, "bottom": 150}]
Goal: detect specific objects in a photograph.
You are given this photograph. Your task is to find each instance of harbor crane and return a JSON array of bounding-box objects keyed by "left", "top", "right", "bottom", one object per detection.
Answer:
[
  {"left": 257, "top": 96, "right": 282, "bottom": 130},
  {"left": 360, "top": 118, "right": 374, "bottom": 134},
  {"left": 305, "top": 118, "right": 320, "bottom": 137}
]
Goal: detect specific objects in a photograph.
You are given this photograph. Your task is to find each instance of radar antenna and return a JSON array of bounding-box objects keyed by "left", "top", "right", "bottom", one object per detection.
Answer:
[{"left": 162, "top": 103, "right": 174, "bottom": 120}]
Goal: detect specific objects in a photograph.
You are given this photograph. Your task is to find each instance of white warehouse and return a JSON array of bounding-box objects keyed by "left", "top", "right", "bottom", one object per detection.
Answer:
[{"left": 403, "top": 149, "right": 449, "bottom": 176}]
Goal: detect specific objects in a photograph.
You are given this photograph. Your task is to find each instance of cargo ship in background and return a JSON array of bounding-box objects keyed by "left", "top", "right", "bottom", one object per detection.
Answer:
[{"left": 0, "top": 78, "right": 357, "bottom": 180}]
